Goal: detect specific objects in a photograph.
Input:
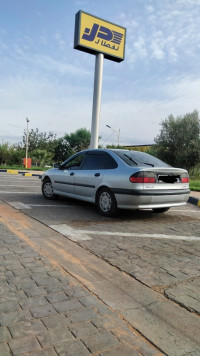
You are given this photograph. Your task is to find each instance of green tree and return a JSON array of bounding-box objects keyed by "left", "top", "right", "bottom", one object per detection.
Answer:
[
  {"left": 0, "top": 143, "right": 25, "bottom": 166},
  {"left": 31, "top": 149, "right": 54, "bottom": 167},
  {"left": 22, "top": 128, "right": 57, "bottom": 153},
  {"left": 154, "top": 110, "right": 200, "bottom": 169},
  {"left": 9, "top": 144, "right": 25, "bottom": 165},
  {"left": 64, "top": 128, "right": 91, "bottom": 152},
  {"left": 53, "top": 138, "right": 74, "bottom": 163},
  {"left": 53, "top": 128, "right": 91, "bottom": 163},
  {"left": 106, "top": 144, "right": 126, "bottom": 149},
  {"left": 0, "top": 143, "right": 10, "bottom": 165}
]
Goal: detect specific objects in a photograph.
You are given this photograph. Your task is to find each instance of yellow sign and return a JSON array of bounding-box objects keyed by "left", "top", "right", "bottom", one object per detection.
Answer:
[{"left": 74, "top": 11, "right": 126, "bottom": 62}]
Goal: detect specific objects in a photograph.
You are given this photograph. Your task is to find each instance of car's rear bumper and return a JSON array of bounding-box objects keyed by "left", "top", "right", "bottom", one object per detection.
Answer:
[{"left": 113, "top": 188, "right": 190, "bottom": 210}]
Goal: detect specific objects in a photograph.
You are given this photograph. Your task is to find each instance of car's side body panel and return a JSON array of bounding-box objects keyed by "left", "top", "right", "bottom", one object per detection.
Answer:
[{"left": 42, "top": 148, "right": 190, "bottom": 213}]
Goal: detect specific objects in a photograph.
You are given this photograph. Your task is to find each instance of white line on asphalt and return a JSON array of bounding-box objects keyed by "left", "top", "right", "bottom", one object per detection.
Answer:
[
  {"left": 49, "top": 224, "right": 92, "bottom": 241},
  {"left": 9, "top": 202, "right": 32, "bottom": 209},
  {"left": 0, "top": 192, "right": 40, "bottom": 194},
  {"left": 78, "top": 230, "right": 200, "bottom": 241},
  {"left": 29, "top": 204, "right": 76, "bottom": 208},
  {"left": 7, "top": 202, "right": 76, "bottom": 210},
  {"left": 0, "top": 174, "right": 40, "bottom": 182},
  {"left": 49, "top": 224, "right": 200, "bottom": 242},
  {"left": 0, "top": 185, "right": 40, "bottom": 187},
  {"left": 171, "top": 209, "right": 200, "bottom": 213}
]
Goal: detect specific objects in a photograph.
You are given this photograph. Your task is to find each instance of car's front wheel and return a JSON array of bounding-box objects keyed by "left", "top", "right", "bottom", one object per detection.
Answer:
[
  {"left": 96, "top": 188, "right": 118, "bottom": 217},
  {"left": 42, "top": 178, "right": 58, "bottom": 200}
]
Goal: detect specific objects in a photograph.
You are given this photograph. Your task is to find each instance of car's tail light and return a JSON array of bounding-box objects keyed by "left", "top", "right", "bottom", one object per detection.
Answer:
[
  {"left": 181, "top": 177, "right": 189, "bottom": 183},
  {"left": 180, "top": 172, "right": 189, "bottom": 183},
  {"left": 129, "top": 171, "right": 156, "bottom": 183}
]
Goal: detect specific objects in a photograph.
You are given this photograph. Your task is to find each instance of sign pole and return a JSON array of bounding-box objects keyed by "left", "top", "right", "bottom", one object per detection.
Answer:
[
  {"left": 74, "top": 10, "right": 126, "bottom": 149},
  {"left": 90, "top": 53, "right": 104, "bottom": 149}
]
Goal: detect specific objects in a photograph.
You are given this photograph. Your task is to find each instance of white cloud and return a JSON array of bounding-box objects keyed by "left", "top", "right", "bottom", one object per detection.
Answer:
[
  {"left": 146, "top": 5, "right": 154, "bottom": 13},
  {"left": 124, "top": 0, "right": 200, "bottom": 66},
  {"left": 4, "top": 39, "right": 90, "bottom": 77},
  {"left": 150, "top": 42, "right": 165, "bottom": 60},
  {"left": 1, "top": 71, "right": 200, "bottom": 146},
  {"left": 0, "top": 74, "right": 93, "bottom": 143},
  {"left": 31, "top": 54, "right": 90, "bottom": 76},
  {"left": 1, "top": 0, "right": 200, "bottom": 148},
  {"left": 53, "top": 32, "right": 67, "bottom": 50},
  {"left": 100, "top": 75, "right": 200, "bottom": 145}
]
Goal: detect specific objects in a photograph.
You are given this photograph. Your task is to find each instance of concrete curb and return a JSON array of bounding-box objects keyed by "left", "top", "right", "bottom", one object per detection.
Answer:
[
  {"left": 21, "top": 172, "right": 42, "bottom": 178},
  {"left": 0, "top": 169, "right": 42, "bottom": 178},
  {"left": 188, "top": 195, "right": 200, "bottom": 208}
]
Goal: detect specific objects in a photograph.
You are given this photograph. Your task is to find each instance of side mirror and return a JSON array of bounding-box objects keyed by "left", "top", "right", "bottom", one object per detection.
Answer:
[{"left": 54, "top": 163, "right": 61, "bottom": 168}]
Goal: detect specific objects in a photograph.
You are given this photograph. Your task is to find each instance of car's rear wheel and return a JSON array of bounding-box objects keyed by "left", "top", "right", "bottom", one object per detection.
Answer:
[
  {"left": 96, "top": 188, "right": 118, "bottom": 217},
  {"left": 42, "top": 178, "right": 58, "bottom": 200},
  {"left": 153, "top": 207, "right": 170, "bottom": 213}
]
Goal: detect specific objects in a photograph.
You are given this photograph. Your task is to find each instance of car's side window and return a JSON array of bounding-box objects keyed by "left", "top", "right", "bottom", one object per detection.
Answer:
[
  {"left": 81, "top": 154, "right": 103, "bottom": 170},
  {"left": 81, "top": 153, "right": 118, "bottom": 170},
  {"left": 102, "top": 153, "right": 118, "bottom": 169},
  {"left": 61, "top": 154, "right": 86, "bottom": 170}
]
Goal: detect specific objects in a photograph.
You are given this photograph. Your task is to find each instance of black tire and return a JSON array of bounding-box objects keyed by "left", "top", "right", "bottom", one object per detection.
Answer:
[
  {"left": 42, "top": 178, "right": 58, "bottom": 200},
  {"left": 96, "top": 188, "right": 118, "bottom": 217},
  {"left": 153, "top": 207, "right": 170, "bottom": 213}
]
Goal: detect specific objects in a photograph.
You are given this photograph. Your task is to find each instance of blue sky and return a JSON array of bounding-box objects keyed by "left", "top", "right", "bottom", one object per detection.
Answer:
[{"left": 1, "top": 0, "right": 200, "bottom": 146}]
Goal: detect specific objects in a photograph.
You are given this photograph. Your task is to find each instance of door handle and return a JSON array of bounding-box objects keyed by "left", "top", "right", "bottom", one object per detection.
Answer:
[
  {"left": 94, "top": 173, "right": 100, "bottom": 177},
  {"left": 70, "top": 172, "right": 74, "bottom": 176}
]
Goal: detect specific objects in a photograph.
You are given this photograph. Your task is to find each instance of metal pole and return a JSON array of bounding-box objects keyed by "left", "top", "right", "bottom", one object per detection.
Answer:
[
  {"left": 106, "top": 125, "right": 120, "bottom": 146},
  {"left": 25, "top": 117, "right": 30, "bottom": 169},
  {"left": 90, "top": 53, "right": 104, "bottom": 149},
  {"left": 118, "top": 129, "right": 120, "bottom": 146}
]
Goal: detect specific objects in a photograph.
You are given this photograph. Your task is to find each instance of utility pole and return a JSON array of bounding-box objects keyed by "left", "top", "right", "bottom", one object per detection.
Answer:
[{"left": 25, "top": 117, "right": 30, "bottom": 169}]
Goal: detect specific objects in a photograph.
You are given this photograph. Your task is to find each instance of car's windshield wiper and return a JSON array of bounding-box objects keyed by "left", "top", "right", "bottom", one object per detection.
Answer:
[
  {"left": 124, "top": 154, "right": 138, "bottom": 165},
  {"left": 141, "top": 162, "right": 154, "bottom": 167}
]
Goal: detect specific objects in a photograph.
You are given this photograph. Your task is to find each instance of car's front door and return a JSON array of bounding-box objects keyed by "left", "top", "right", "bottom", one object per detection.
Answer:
[
  {"left": 74, "top": 153, "right": 104, "bottom": 198},
  {"left": 53, "top": 153, "right": 86, "bottom": 195}
]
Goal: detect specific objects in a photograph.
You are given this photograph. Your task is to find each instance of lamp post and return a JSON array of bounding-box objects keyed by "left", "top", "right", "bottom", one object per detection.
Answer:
[
  {"left": 25, "top": 117, "right": 30, "bottom": 169},
  {"left": 106, "top": 125, "right": 120, "bottom": 146}
]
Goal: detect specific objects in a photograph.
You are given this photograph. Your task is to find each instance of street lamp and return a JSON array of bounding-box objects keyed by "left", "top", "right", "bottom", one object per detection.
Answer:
[
  {"left": 106, "top": 125, "right": 120, "bottom": 146},
  {"left": 25, "top": 117, "right": 30, "bottom": 169}
]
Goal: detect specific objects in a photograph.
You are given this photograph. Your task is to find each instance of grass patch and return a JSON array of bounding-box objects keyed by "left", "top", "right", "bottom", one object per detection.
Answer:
[{"left": 190, "top": 179, "right": 200, "bottom": 191}]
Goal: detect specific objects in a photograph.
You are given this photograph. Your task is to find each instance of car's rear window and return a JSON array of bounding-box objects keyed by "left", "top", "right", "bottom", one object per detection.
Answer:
[{"left": 112, "top": 150, "right": 170, "bottom": 167}]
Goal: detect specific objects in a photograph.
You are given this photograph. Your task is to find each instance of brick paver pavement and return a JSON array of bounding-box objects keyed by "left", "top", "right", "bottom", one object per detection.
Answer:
[{"left": 0, "top": 221, "right": 162, "bottom": 356}]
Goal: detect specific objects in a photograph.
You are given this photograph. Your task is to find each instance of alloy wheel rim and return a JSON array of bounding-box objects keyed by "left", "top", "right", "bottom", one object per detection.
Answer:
[
  {"left": 100, "top": 192, "right": 111, "bottom": 212},
  {"left": 44, "top": 183, "right": 53, "bottom": 197}
]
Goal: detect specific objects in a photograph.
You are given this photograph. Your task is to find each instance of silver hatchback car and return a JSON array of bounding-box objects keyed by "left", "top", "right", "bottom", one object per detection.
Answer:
[{"left": 41, "top": 149, "right": 190, "bottom": 216}]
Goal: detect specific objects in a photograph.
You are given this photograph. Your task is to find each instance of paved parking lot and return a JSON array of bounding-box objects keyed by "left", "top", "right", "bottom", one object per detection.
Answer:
[{"left": 0, "top": 171, "right": 200, "bottom": 355}]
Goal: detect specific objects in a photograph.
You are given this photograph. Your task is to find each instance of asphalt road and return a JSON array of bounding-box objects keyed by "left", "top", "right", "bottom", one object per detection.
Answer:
[{"left": 1, "top": 172, "right": 200, "bottom": 355}]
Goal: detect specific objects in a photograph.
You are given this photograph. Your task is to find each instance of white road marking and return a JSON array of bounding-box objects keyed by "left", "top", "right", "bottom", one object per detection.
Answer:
[
  {"left": 79, "top": 230, "right": 200, "bottom": 241},
  {"left": 49, "top": 224, "right": 200, "bottom": 242},
  {"left": 171, "top": 209, "right": 200, "bottom": 213},
  {"left": 29, "top": 204, "right": 76, "bottom": 208},
  {"left": 0, "top": 185, "right": 40, "bottom": 187},
  {"left": 6, "top": 202, "right": 197, "bottom": 212},
  {"left": 49, "top": 224, "right": 92, "bottom": 241},
  {"left": 7, "top": 202, "right": 76, "bottom": 210},
  {"left": 0, "top": 192, "right": 40, "bottom": 194},
  {"left": 0, "top": 178, "right": 40, "bottom": 181},
  {"left": 9, "top": 202, "right": 32, "bottom": 209}
]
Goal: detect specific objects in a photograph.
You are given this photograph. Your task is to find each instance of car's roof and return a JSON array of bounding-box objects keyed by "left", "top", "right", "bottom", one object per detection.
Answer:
[{"left": 79, "top": 148, "right": 132, "bottom": 154}]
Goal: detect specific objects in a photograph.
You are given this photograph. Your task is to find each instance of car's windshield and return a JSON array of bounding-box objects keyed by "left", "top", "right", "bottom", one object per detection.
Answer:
[{"left": 112, "top": 150, "right": 170, "bottom": 167}]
